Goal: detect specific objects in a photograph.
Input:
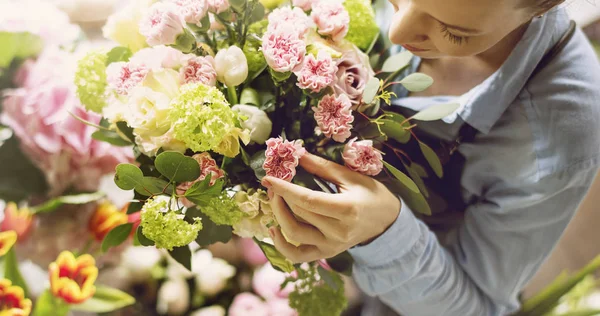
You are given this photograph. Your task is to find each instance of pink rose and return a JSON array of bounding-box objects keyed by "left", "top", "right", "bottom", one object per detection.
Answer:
[
  {"left": 179, "top": 56, "right": 217, "bottom": 86},
  {"left": 263, "top": 137, "right": 306, "bottom": 182},
  {"left": 169, "top": 0, "right": 208, "bottom": 26},
  {"left": 342, "top": 138, "right": 383, "bottom": 176},
  {"left": 311, "top": 1, "right": 349, "bottom": 41},
  {"left": 294, "top": 52, "right": 338, "bottom": 93},
  {"left": 129, "top": 46, "right": 188, "bottom": 70},
  {"left": 176, "top": 153, "right": 225, "bottom": 207},
  {"left": 292, "top": 0, "right": 316, "bottom": 11},
  {"left": 228, "top": 293, "right": 269, "bottom": 316},
  {"left": 262, "top": 27, "right": 306, "bottom": 73},
  {"left": 106, "top": 62, "right": 149, "bottom": 95},
  {"left": 313, "top": 94, "right": 354, "bottom": 143},
  {"left": 267, "top": 299, "right": 297, "bottom": 316},
  {"left": 139, "top": 2, "right": 185, "bottom": 46},
  {"left": 252, "top": 264, "right": 294, "bottom": 300},
  {"left": 267, "top": 7, "right": 311, "bottom": 38},
  {"left": 333, "top": 43, "right": 375, "bottom": 109},
  {"left": 206, "top": 0, "right": 230, "bottom": 14}
]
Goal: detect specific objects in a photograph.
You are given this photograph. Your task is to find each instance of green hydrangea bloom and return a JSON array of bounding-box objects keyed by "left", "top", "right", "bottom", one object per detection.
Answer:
[
  {"left": 244, "top": 20, "right": 268, "bottom": 79},
  {"left": 288, "top": 264, "right": 347, "bottom": 316},
  {"left": 168, "top": 83, "right": 241, "bottom": 153},
  {"left": 201, "top": 192, "right": 245, "bottom": 226},
  {"left": 344, "top": 0, "right": 380, "bottom": 51},
  {"left": 140, "top": 196, "right": 202, "bottom": 250},
  {"left": 75, "top": 51, "right": 108, "bottom": 113}
]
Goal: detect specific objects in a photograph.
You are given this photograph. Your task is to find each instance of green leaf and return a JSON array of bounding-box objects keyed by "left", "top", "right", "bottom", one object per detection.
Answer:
[
  {"left": 134, "top": 177, "right": 170, "bottom": 197},
  {"left": 0, "top": 32, "right": 44, "bottom": 68},
  {"left": 0, "top": 133, "right": 48, "bottom": 202},
  {"left": 317, "top": 266, "right": 340, "bottom": 291},
  {"left": 114, "top": 164, "right": 144, "bottom": 190},
  {"left": 4, "top": 247, "right": 28, "bottom": 298},
  {"left": 105, "top": 47, "right": 132, "bottom": 65},
  {"left": 254, "top": 238, "right": 295, "bottom": 273},
  {"left": 380, "top": 119, "right": 410, "bottom": 144},
  {"left": 91, "top": 130, "right": 132, "bottom": 146},
  {"left": 404, "top": 163, "right": 429, "bottom": 198},
  {"left": 101, "top": 223, "right": 133, "bottom": 252},
  {"left": 383, "top": 161, "right": 420, "bottom": 194},
  {"left": 155, "top": 151, "right": 201, "bottom": 183},
  {"left": 381, "top": 50, "right": 413, "bottom": 73},
  {"left": 399, "top": 73, "right": 434, "bottom": 92},
  {"left": 126, "top": 201, "right": 143, "bottom": 214},
  {"left": 249, "top": 2, "right": 265, "bottom": 23},
  {"left": 193, "top": 213, "right": 233, "bottom": 246},
  {"left": 382, "top": 177, "right": 432, "bottom": 216},
  {"left": 249, "top": 150, "right": 266, "bottom": 180},
  {"left": 31, "top": 192, "right": 105, "bottom": 214},
  {"left": 419, "top": 142, "right": 443, "bottom": 178},
  {"left": 32, "top": 290, "right": 70, "bottom": 316},
  {"left": 116, "top": 121, "right": 135, "bottom": 143},
  {"left": 229, "top": 0, "right": 246, "bottom": 12},
  {"left": 70, "top": 285, "right": 135, "bottom": 313},
  {"left": 184, "top": 176, "right": 223, "bottom": 207},
  {"left": 168, "top": 246, "right": 192, "bottom": 271},
  {"left": 412, "top": 103, "right": 460, "bottom": 122},
  {"left": 362, "top": 77, "right": 380, "bottom": 104},
  {"left": 136, "top": 226, "right": 155, "bottom": 246}
]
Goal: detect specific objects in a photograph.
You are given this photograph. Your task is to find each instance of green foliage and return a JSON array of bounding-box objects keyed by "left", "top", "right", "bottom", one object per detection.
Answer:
[
  {"left": 168, "top": 246, "right": 192, "bottom": 271},
  {"left": 287, "top": 264, "right": 347, "bottom": 316},
  {"left": 70, "top": 286, "right": 135, "bottom": 313},
  {"left": 0, "top": 31, "right": 43, "bottom": 68},
  {"left": 91, "top": 129, "right": 132, "bottom": 147},
  {"left": 399, "top": 73, "right": 434, "bottom": 92},
  {"left": 254, "top": 238, "right": 295, "bottom": 273},
  {"left": 4, "top": 247, "right": 28, "bottom": 298},
  {"left": 155, "top": 151, "right": 201, "bottom": 183},
  {"left": 114, "top": 164, "right": 144, "bottom": 190},
  {"left": 362, "top": 77, "right": 380, "bottom": 104},
  {"left": 105, "top": 47, "right": 132, "bottom": 65},
  {"left": 184, "top": 176, "right": 224, "bottom": 207},
  {"left": 419, "top": 142, "right": 443, "bottom": 178},
  {"left": 31, "top": 192, "right": 105, "bottom": 214},
  {"left": 380, "top": 119, "right": 410, "bottom": 144},
  {"left": 32, "top": 290, "right": 69, "bottom": 316},
  {"left": 135, "top": 225, "right": 155, "bottom": 246},
  {"left": 191, "top": 208, "right": 233, "bottom": 246},
  {"left": 383, "top": 161, "right": 420, "bottom": 193},
  {"left": 412, "top": 103, "right": 460, "bottom": 121},
  {"left": 381, "top": 50, "right": 413, "bottom": 73},
  {"left": 249, "top": 150, "right": 267, "bottom": 180},
  {"left": 101, "top": 223, "right": 134, "bottom": 252}
]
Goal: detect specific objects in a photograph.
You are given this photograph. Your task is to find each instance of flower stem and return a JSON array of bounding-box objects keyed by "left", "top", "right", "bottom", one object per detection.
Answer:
[{"left": 227, "top": 85, "right": 239, "bottom": 105}]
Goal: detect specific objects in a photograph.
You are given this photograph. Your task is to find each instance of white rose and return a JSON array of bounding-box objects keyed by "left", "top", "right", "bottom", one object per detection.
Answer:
[
  {"left": 120, "top": 246, "right": 163, "bottom": 283},
  {"left": 157, "top": 278, "right": 190, "bottom": 315},
  {"left": 231, "top": 104, "right": 272, "bottom": 144},
  {"left": 214, "top": 45, "right": 248, "bottom": 87},
  {"left": 103, "top": 0, "right": 154, "bottom": 52},
  {"left": 190, "top": 305, "right": 226, "bottom": 316}
]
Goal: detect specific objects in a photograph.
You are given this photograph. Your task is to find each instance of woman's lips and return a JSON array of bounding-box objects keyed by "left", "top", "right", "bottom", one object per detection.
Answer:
[{"left": 401, "top": 44, "right": 430, "bottom": 52}]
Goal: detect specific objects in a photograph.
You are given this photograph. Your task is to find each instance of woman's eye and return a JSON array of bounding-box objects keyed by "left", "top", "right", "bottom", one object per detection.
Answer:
[{"left": 439, "top": 23, "right": 468, "bottom": 45}]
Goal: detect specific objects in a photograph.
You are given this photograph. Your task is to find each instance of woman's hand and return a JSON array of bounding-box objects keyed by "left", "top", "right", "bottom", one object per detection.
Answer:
[{"left": 261, "top": 152, "right": 401, "bottom": 263}]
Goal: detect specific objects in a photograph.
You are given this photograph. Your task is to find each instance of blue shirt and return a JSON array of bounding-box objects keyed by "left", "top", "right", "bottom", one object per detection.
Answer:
[{"left": 348, "top": 5, "right": 600, "bottom": 316}]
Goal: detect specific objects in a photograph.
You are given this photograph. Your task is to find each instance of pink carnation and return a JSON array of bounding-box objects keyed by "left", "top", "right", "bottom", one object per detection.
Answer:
[
  {"left": 342, "top": 138, "right": 383, "bottom": 176},
  {"left": 294, "top": 52, "right": 337, "bottom": 93},
  {"left": 267, "top": 7, "right": 311, "bottom": 38},
  {"left": 106, "top": 62, "right": 149, "bottom": 95},
  {"left": 129, "top": 46, "right": 188, "bottom": 70},
  {"left": 179, "top": 56, "right": 217, "bottom": 86},
  {"left": 313, "top": 94, "right": 354, "bottom": 142},
  {"left": 261, "top": 27, "right": 306, "bottom": 73},
  {"left": 177, "top": 153, "right": 225, "bottom": 207},
  {"left": 292, "top": 0, "right": 316, "bottom": 11},
  {"left": 228, "top": 293, "right": 269, "bottom": 316},
  {"left": 169, "top": 0, "right": 208, "bottom": 26},
  {"left": 139, "top": 2, "right": 185, "bottom": 46},
  {"left": 206, "top": 0, "right": 230, "bottom": 14},
  {"left": 263, "top": 137, "right": 306, "bottom": 182},
  {"left": 311, "top": 1, "right": 349, "bottom": 42},
  {"left": 267, "top": 299, "right": 298, "bottom": 316}
]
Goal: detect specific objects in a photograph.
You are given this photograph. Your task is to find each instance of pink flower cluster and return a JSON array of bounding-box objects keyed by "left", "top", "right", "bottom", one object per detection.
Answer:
[
  {"left": 179, "top": 55, "right": 217, "bottom": 86},
  {"left": 267, "top": 7, "right": 312, "bottom": 38},
  {"left": 139, "top": 2, "right": 185, "bottom": 46},
  {"left": 342, "top": 138, "right": 383, "bottom": 176},
  {"left": 311, "top": 1, "right": 349, "bottom": 42},
  {"left": 262, "top": 27, "right": 306, "bottom": 73},
  {"left": 177, "top": 153, "right": 225, "bottom": 207},
  {"left": 294, "top": 52, "right": 338, "bottom": 93},
  {"left": 263, "top": 137, "right": 306, "bottom": 182},
  {"left": 169, "top": 0, "right": 208, "bottom": 27},
  {"left": 292, "top": 0, "right": 318, "bottom": 11},
  {"left": 206, "top": 0, "right": 230, "bottom": 14},
  {"left": 106, "top": 62, "right": 149, "bottom": 95},
  {"left": 0, "top": 49, "right": 133, "bottom": 196},
  {"left": 313, "top": 94, "right": 354, "bottom": 143}
]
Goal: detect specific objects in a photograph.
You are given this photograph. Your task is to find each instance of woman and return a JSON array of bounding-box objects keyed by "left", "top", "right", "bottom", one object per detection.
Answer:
[{"left": 261, "top": 0, "right": 600, "bottom": 315}]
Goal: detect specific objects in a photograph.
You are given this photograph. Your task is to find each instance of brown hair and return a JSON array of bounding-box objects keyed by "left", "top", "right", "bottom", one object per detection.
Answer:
[{"left": 525, "top": 0, "right": 565, "bottom": 14}]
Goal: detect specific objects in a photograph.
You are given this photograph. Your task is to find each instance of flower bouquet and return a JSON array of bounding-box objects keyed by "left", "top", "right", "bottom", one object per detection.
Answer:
[{"left": 73, "top": 0, "right": 461, "bottom": 314}]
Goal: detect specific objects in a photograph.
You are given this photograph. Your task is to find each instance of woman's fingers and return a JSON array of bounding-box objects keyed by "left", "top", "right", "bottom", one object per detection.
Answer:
[
  {"left": 299, "top": 152, "right": 361, "bottom": 185},
  {"left": 269, "top": 227, "right": 323, "bottom": 263},
  {"left": 270, "top": 195, "right": 327, "bottom": 246},
  {"left": 285, "top": 201, "right": 342, "bottom": 236}
]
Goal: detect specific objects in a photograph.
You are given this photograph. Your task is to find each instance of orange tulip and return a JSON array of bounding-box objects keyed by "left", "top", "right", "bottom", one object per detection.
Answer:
[
  {"left": 1, "top": 203, "right": 34, "bottom": 242},
  {"left": 0, "top": 231, "right": 17, "bottom": 257},
  {"left": 88, "top": 201, "right": 128, "bottom": 241},
  {"left": 0, "top": 279, "right": 32, "bottom": 316},
  {"left": 49, "top": 251, "right": 98, "bottom": 304}
]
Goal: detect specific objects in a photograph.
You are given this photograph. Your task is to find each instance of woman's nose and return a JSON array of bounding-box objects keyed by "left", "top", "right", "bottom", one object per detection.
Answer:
[{"left": 388, "top": 3, "right": 430, "bottom": 45}]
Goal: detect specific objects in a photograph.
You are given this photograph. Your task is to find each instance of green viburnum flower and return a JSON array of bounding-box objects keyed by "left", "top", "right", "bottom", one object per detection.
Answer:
[
  {"left": 244, "top": 20, "right": 268, "bottom": 78},
  {"left": 344, "top": 0, "right": 380, "bottom": 51},
  {"left": 288, "top": 264, "right": 347, "bottom": 316},
  {"left": 74, "top": 50, "right": 108, "bottom": 113},
  {"left": 201, "top": 192, "right": 245, "bottom": 226},
  {"left": 168, "top": 83, "right": 244, "bottom": 156},
  {"left": 140, "top": 195, "right": 202, "bottom": 250}
]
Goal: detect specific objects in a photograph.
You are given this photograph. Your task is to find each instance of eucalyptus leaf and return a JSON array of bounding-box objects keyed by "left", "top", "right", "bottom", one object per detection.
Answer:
[
  {"left": 404, "top": 163, "right": 429, "bottom": 198},
  {"left": 114, "top": 164, "right": 144, "bottom": 190},
  {"left": 249, "top": 1, "right": 265, "bottom": 23},
  {"left": 412, "top": 103, "right": 460, "bottom": 121},
  {"left": 105, "top": 47, "right": 132, "bottom": 66},
  {"left": 399, "top": 73, "right": 434, "bottom": 92},
  {"left": 229, "top": 0, "right": 246, "bottom": 12},
  {"left": 419, "top": 142, "right": 443, "bottom": 178},
  {"left": 194, "top": 215, "right": 232, "bottom": 246},
  {"left": 136, "top": 226, "right": 155, "bottom": 246},
  {"left": 4, "top": 247, "right": 28, "bottom": 298},
  {"left": 70, "top": 286, "right": 135, "bottom": 313},
  {"left": 134, "top": 177, "right": 171, "bottom": 197},
  {"left": 383, "top": 161, "right": 420, "bottom": 194},
  {"left": 254, "top": 238, "right": 295, "bottom": 273},
  {"left": 380, "top": 119, "right": 410, "bottom": 144},
  {"left": 169, "top": 246, "right": 192, "bottom": 271},
  {"left": 383, "top": 177, "right": 432, "bottom": 216},
  {"left": 101, "top": 223, "right": 133, "bottom": 252},
  {"left": 91, "top": 130, "right": 131, "bottom": 146},
  {"left": 381, "top": 50, "right": 413, "bottom": 73},
  {"left": 32, "top": 290, "right": 69, "bottom": 316},
  {"left": 155, "top": 151, "right": 201, "bottom": 183},
  {"left": 362, "top": 77, "right": 380, "bottom": 104},
  {"left": 31, "top": 192, "right": 105, "bottom": 214},
  {"left": 184, "top": 176, "right": 223, "bottom": 207},
  {"left": 249, "top": 150, "right": 266, "bottom": 180}
]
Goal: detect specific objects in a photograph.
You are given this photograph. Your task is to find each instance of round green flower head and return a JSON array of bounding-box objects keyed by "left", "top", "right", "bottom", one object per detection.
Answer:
[
  {"left": 201, "top": 191, "right": 245, "bottom": 226},
  {"left": 344, "top": 0, "right": 380, "bottom": 51},
  {"left": 75, "top": 50, "right": 108, "bottom": 113},
  {"left": 244, "top": 20, "right": 268, "bottom": 78},
  {"left": 169, "top": 83, "right": 242, "bottom": 153},
  {"left": 140, "top": 195, "right": 202, "bottom": 250}
]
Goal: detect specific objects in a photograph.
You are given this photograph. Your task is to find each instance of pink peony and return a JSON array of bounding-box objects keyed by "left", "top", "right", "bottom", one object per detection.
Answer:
[
  {"left": 0, "top": 48, "right": 133, "bottom": 196},
  {"left": 206, "top": 0, "right": 230, "bottom": 14},
  {"left": 333, "top": 43, "right": 375, "bottom": 109},
  {"left": 169, "top": 0, "right": 208, "bottom": 26},
  {"left": 313, "top": 94, "right": 354, "bottom": 143},
  {"left": 179, "top": 56, "right": 217, "bottom": 86},
  {"left": 342, "top": 138, "right": 383, "bottom": 176},
  {"left": 228, "top": 293, "right": 269, "bottom": 316},
  {"left": 311, "top": 1, "right": 349, "bottom": 42},
  {"left": 252, "top": 264, "right": 294, "bottom": 300},
  {"left": 292, "top": 0, "right": 316, "bottom": 11},
  {"left": 106, "top": 62, "right": 149, "bottom": 95},
  {"left": 267, "top": 299, "right": 298, "bottom": 316},
  {"left": 261, "top": 27, "right": 306, "bottom": 73},
  {"left": 176, "top": 153, "right": 225, "bottom": 207},
  {"left": 263, "top": 137, "right": 306, "bottom": 182},
  {"left": 129, "top": 45, "right": 188, "bottom": 70},
  {"left": 139, "top": 2, "right": 185, "bottom": 46},
  {"left": 267, "top": 7, "right": 312, "bottom": 38},
  {"left": 294, "top": 52, "right": 338, "bottom": 93}
]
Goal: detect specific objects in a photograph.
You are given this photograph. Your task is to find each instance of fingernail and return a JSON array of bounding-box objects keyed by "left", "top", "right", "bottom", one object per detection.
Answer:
[
  {"left": 267, "top": 189, "right": 274, "bottom": 200},
  {"left": 269, "top": 228, "right": 275, "bottom": 238},
  {"left": 262, "top": 178, "right": 272, "bottom": 189}
]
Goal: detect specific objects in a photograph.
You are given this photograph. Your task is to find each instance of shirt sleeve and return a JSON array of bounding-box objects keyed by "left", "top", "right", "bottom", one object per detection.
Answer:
[{"left": 348, "top": 161, "right": 599, "bottom": 316}]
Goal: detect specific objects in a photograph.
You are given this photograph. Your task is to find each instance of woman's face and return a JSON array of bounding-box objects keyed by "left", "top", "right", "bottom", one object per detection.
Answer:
[{"left": 387, "top": 0, "right": 535, "bottom": 58}]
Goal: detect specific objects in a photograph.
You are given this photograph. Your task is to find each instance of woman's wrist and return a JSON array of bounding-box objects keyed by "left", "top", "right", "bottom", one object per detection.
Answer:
[{"left": 358, "top": 196, "right": 401, "bottom": 246}]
